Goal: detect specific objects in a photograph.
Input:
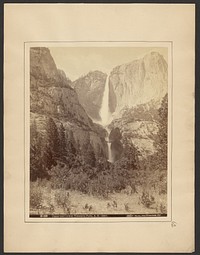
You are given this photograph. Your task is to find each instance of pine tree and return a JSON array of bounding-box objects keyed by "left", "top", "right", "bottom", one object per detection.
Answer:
[
  {"left": 31, "top": 117, "right": 59, "bottom": 179},
  {"left": 153, "top": 94, "right": 168, "bottom": 171},
  {"left": 88, "top": 143, "right": 96, "bottom": 167},
  {"left": 30, "top": 119, "right": 38, "bottom": 140},
  {"left": 41, "top": 142, "right": 55, "bottom": 171},
  {"left": 96, "top": 144, "right": 105, "bottom": 159},
  {"left": 83, "top": 142, "right": 96, "bottom": 167},
  {"left": 158, "top": 94, "right": 168, "bottom": 167},
  {"left": 68, "top": 130, "right": 76, "bottom": 155},
  {"left": 122, "top": 142, "right": 139, "bottom": 170},
  {"left": 30, "top": 119, "right": 41, "bottom": 181},
  {"left": 58, "top": 123, "right": 66, "bottom": 155},
  {"left": 113, "top": 141, "right": 140, "bottom": 189},
  {"left": 45, "top": 117, "right": 60, "bottom": 158},
  {"left": 30, "top": 119, "right": 50, "bottom": 180}
]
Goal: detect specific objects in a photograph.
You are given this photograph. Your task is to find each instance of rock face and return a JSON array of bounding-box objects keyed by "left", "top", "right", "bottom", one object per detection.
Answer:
[
  {"left": 73, "top": 71, "right": 107, "bottom": 121},
  {"left": 106, "top": 52, "right": 168, "bottom": 157},
  {"left": 109, "top": 100, "right": 162, "bottom": 157},
  {"left": 30, "top": 47, "right": 107, "bottom": 158},
  {"left": 109, "top": 52, "right": 168, "bottom": 115},
  {"left": 30, "top": 48, "right": 168, "bottom": 160}
]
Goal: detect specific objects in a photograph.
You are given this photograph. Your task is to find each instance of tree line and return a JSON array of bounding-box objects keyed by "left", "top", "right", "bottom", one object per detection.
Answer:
[{"left": 30, "top": 117, "right": 99, "bottom": 181}]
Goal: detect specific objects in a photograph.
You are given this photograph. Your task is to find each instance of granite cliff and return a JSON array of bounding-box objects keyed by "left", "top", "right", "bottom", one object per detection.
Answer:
[
  {"left": 109, "top": 52, "right": 167, "bottom": 114},
  {"left": 107, "top": 52, "right": 168, "bottom": 157},
  {"left": 30, "top": 47, "right": 107, "bottom": 158}
]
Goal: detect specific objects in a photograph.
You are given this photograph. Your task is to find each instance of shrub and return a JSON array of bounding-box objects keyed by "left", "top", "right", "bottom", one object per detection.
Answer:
[
  {"left": 55, "top": 190, "right": 71, "bottom": 214},
  {"left": 140, "top": 191, "right": 155, "bottom": 209},
  {"left": 30, "top": 181, "right": 43, "bottom": 212},
  {"left": 160, "top": 203, "right": 167, "bottom": 214}
]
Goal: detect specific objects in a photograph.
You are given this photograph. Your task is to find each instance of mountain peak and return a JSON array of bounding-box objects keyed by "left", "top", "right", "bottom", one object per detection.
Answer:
[
  {"left": 143, "top": 51, "right": 166, "bottom": 65},
  {"left": 146, "top": 51, "right": 162, "bottom": 57},
  {"left": 87, "top": 70, "right": 107, "bottom": 76},
  {"left": 72, "top": 70, "right": 107, "bottom": 121}
]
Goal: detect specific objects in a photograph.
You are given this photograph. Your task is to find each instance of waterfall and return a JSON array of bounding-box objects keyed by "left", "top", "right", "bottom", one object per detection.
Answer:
[
  {"left": 107, "top": 141, "right": 113, "bottom": 163},
  {"left": 105, "top": 133, "right": 113, "bottom": 163},
  {"left": 100, "top": 74, "right": 111, "bottom": 126},
  {"left": 100, "top": 73, "right": 114, "bottom": 163}
]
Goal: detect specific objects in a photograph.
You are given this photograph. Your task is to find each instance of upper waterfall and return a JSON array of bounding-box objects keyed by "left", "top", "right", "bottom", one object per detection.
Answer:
[{"left": 99, "top": 74, "right": 111, "bottom": 126}]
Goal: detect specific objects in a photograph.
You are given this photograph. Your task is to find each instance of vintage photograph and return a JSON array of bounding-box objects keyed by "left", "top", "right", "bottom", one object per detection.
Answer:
[
  {"left": 4, "top": 3, "right": 195, "bottom": 252},
  {"left": 29, "top": 46, "right": 168, "bottom": 218}
]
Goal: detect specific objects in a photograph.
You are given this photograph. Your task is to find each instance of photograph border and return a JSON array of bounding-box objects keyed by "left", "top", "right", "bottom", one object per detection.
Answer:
[{"left": 24, "top": 40, "right": 173, "bottom": 223}]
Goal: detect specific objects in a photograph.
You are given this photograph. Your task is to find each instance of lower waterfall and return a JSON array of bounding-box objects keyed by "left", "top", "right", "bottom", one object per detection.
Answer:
[
  {"left": 107, "top": 141, "right": 113, "bottom": 163},
  {"left": 105, "top": 130, "right": 113, "bottom": 163}
]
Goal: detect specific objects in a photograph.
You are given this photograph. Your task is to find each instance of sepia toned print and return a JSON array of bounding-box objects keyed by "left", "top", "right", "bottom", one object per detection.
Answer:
[{"left": 29, "top": 46, "right": 168, "bottom": 218}]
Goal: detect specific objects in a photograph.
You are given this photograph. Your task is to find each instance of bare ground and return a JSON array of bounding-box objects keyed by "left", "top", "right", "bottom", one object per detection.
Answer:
[{"left": 30, "top": 182, "right": 167, "bottom": 216}]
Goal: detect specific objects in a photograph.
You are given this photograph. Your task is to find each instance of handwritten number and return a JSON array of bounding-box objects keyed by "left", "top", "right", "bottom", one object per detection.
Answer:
[{"left": 171, "top": 221, "right": 177, "bottom": 227}]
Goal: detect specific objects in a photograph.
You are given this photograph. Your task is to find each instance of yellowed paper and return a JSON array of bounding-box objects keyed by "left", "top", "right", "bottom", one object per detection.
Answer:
[{"left": 4, "top": 4, "right": 195, "bottom": 252}]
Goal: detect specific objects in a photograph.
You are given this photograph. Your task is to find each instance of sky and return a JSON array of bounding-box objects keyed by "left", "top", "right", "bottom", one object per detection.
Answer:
[{"left": 49, "top": 47, "right": 168, "bottom": 81}]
